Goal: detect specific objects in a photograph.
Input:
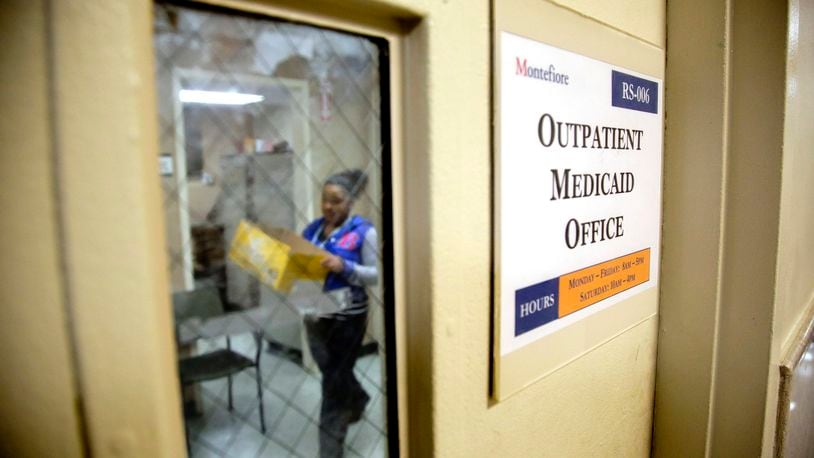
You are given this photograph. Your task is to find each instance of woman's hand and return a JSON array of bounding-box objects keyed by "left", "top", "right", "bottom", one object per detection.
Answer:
[{"left": 321, "top": 254, "right": 345, "bottom": 273}]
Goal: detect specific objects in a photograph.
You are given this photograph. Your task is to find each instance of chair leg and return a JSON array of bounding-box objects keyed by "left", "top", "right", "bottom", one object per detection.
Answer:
[
  {"left": 256, "top": 366, "right": 266, "bottom": 434},
  {"left": 185, "top": 424, "right": 191, "bottom": 455},
  {"left": 226, "top": 336, "right": 234, "bottom": 412},
  {"left": 228, "top": 374, "right": 233, "bottom": 411},
  {"left": 254, "top": 331, "right": 266, "bottom": 434},
  {"left": 182, "top": 394, "right": 191, "bottom": 454}
]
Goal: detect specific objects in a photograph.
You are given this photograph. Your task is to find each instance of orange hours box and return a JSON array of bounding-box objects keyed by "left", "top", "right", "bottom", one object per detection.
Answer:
[
  {"left": 514, "top": 248, "right": 651, "bottom": 336},
  {"left": 557, "top": 248, "right": 650, "bottom": 317}
]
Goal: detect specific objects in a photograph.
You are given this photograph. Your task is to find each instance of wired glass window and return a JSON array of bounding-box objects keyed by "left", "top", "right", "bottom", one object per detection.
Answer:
[{"left": 153, "top": 3, "right": 395, "bottom": 457}]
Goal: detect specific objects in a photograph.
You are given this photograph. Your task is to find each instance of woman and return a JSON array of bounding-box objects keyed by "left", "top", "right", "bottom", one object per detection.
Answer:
[{"left": 303, "top": 169, "right": 378, "bottom": 458}]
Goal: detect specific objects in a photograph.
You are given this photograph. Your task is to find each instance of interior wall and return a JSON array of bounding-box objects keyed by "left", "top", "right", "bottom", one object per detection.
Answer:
[
  {"left": 399, "top": 0, "right": 665, "bottom": 456},
  {"left": 9, "top": 0, "right": 662, "bottom": 453},
  {"left": 709, "top": 0, "right": 786, "bottom": 453},
  {"left": 0, "top": 2, "right": 85, "bottom": 456},
  {"left": 657, "top": 0, "right": 790, "bottom": 456},
  {"left": 653, "top": 1, "right": 729, "bottom": 455},
  {"left": 774, "top": 0, "right": 814, "bottom": 358},
  {"left": 49, "top": 1, "right": 187, "bottom": 456},
  {"left": 764, "top": 0, "right": 814, "bottom": 454},
  {"left": 10, "top": 0, "right": 808, "bottom": 456},
  {"left": 551, "top": 0, "right": 665, "bottom": 47}
]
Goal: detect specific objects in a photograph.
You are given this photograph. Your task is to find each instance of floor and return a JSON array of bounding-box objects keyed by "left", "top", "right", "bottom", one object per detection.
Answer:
[{"left": 185, "top": 334, "right": 387, "bottom": 458}]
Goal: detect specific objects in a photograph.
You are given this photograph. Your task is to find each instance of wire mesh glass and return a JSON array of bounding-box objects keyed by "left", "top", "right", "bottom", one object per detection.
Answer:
[{"left": 153, "top": 3, "right": 392, "bottom": 457}]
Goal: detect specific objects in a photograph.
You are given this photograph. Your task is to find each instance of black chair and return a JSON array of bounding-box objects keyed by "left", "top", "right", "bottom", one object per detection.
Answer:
[{"left": 172, "top": 286, "right": 266, "bottom": 449}]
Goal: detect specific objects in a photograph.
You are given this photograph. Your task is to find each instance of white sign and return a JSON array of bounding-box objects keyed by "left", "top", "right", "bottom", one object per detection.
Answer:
[
  {"left": 497, "top": 32, "right": 663, "bottom": 356},
  {"left": 159, "top": 153, "right": 174, "bottom": 176}
]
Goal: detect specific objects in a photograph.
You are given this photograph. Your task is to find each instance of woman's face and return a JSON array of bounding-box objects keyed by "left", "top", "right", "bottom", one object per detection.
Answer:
[{"left": 321, "top": 184, "right": 352, "bottom": 226}]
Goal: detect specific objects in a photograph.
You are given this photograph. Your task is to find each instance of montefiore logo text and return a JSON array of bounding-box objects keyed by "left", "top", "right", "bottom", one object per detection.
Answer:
[{"left": 515, "top": 57, "right": 570, "bottom": 85}]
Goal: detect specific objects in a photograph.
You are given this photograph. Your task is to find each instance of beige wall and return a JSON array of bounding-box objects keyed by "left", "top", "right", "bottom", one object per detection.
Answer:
[
  {"left": 1, "top": 0, "right": 666, "bottom": 456},
  {"left": 47, "top": 1, "right": 187, "bottom": 456},
  {"left": 774, "top": 0, "right": 814, "bottom": 359},
  {"left": 764, "top": 0, "right": 814, "bottom": 454},
  {"left": 653, "top": 1, "right": 729, "bottom": 454},
  {"left": 8, "top": 0, "right": 814, "bottom": 457},
  {"left": 400, "top": 0, "right": 664, "bottom": 456},
  {"left": 710, "top": 1, "right": 786, "bottom": 454},
  {"left": 656, "top": 0, "right": 796, "bottom": 456},
  {"left": 0, "top": 2, "right": 85, "bottom": 456},
  {"left": 550, "top": 0, "right": 665, "bottom": 47}
]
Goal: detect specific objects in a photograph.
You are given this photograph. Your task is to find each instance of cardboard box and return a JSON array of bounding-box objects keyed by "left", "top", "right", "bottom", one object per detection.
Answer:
[{"left": 228, "top": 220, "right": 329, "bottom": 293}]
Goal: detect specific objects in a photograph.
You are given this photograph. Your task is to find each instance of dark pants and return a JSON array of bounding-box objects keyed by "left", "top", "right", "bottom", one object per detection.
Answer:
[{"left": 305, "top": 310, "right": 370, "bottom": 458}]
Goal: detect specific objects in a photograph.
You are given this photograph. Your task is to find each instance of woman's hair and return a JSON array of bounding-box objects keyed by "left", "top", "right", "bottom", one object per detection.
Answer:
[{"left": 324, "top": 169, "right": 368, "bottom": 201}]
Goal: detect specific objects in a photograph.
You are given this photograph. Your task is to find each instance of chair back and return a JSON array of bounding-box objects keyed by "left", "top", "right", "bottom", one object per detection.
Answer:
[{"left": 172, "top": 286, "right": 224, "bottom": 323}]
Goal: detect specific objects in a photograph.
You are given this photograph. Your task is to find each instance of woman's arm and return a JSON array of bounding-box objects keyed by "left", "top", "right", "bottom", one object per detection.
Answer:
[{"left": 341, "top": 228, "right": 379, "bottom": 286}]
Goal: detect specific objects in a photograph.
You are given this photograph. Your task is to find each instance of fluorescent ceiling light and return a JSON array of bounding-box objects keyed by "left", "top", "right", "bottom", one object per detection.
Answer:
[{"left": 179, "top": 89, "right": 264, "bottom": 105}]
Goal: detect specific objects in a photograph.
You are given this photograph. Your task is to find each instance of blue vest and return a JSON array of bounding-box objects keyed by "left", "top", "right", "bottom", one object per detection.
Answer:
[{"left": 302, "top": 215, "right": 373, "bottom": 304}]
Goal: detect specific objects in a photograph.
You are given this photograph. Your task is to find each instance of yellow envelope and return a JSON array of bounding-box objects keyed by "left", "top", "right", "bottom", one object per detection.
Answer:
[{"left": 228, "top": 220, "right": 329, "bottom": 293}]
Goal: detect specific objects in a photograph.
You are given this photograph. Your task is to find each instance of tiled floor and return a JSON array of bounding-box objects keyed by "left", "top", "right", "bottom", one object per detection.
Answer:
[{"left": 185, "top": 335, "right": 387, "bottom": 457}]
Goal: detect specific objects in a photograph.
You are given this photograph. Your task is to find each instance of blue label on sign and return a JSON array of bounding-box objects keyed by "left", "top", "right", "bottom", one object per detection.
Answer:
[
  {"left": 515, "top": 278, "right": 559, "bottom": 336},
  {"left": 611, "top": 70, "right": 658, "bottom": 114}
]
